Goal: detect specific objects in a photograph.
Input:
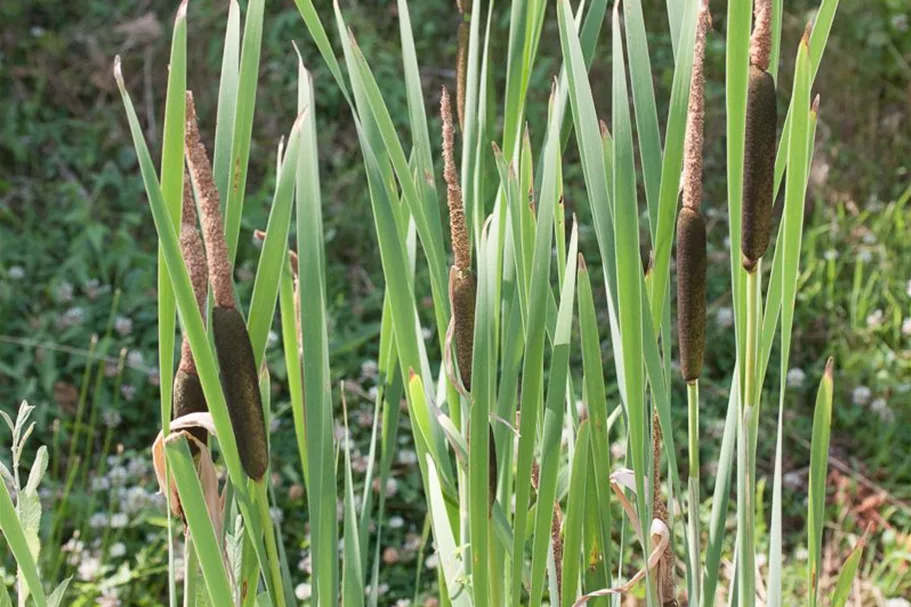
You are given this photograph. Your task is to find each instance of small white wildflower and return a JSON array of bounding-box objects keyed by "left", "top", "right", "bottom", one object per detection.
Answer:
[
  {"left": 120, "top": 384, "right": 136, "bottom": 401},
  {"left": 270, "top": 417, "right": 281, "bottom": 433},
  {"left": 105, "top": 360, "right": 119, "bottom": 377},
  {"left": 786, "top": 368, "right": 806, "bottom": 389},
  {"left": 298, "top": 553, "right": 312, "bottom": 573},
  {"left": 110, "top": 513, "right": 129, "bottom": 528},
  {"left": 102, "top": 409, "right": 122, "bottom": 428},
  {"left": 852, "top": 386, "right": 872, "bottom": 407},
  {"left": 866, "top": 309, "right": 884, "bottom": 328},
  {"left": 862, "top": 232, "right": 877, "bottom": 245},
  {"left": 715, "top": 307, "right": 734, "bottom": 329},
  {"left": 388, "top": 515, "right": 405, "bottom": 530},
  {"left": 610, "top": 441, "right": 626, "bottom": 460},
  {"left": 425, "top": 553, "right": 439, "bottom": 570},
  {"left": 8, "top": 266, "right": 25, "bottom": 280},
  {"left": 126, "top": 457, "right": 147, "bottom": 477},
  {"left": 395, "top": 600, "right": 412, "bottom": 607},
  {"left": 898, "top": 382, "right": 911, "bottom": 394},
  {"left": 269, "top": 507, "right": 284, "bottom": 524},
  {"left": 109, "top": 542, "right": 127, "bottom": 558},
  {"left": 114, "top": 315, "right": 133, "bottom": 336},
  {"left": 122, "top": 487, "right": 150, "bottom": 516},
  {"left": 823, "top": 250, "right": 838, "bottom": 261},
  {"left": 858, "top": 250, "right": 873, "bottom": 263},
  {"left": 421, "top": 327, "right": 432, "bottom": 341},
  {"left": 97, "top": 588, "right": 121, "bottom": 607},
  {"left": 58, "top": 306, "right": 85, "bottom": 328},
  {"left": 91, "top": 476, "right": 111, "bottom": 492},
  {"left": 870, "top": 398, "right": 894, "bottom": 422},
  {"left": 892, "top": 14, "right": 909, "bottom": 33},
  {"left": 266, "top": 330, "right": 279, "bottom": 348},
  {"left": 30, "top": 26, "right": 45, "bottom": 37},
  {"left": 126, "top": 350, "right": 144, "bottom": 368},
  {"left": 77, "top": 556, "right": 101, "bottom": 581},
  {"left": 368, "top": 385, "right": 379, "bottom": 400},
  {"left": 902, "top": 317, "right": 911, "bottom": 336},
  {"left": 108, "top": 466, "right": 128, "bottom": 486},
  {"left": 89, "top": 513, "right": 108, "bottom": 528},
  {"left": 397, "top": 450, "right": 418, "bottom": 466},
  {"left": 360, "top": 359, "right": 379, "bottom": 379},
  {"left": 384, "top": 478, "right": 398, "bottom": 497},
  {"left": 795, "top": 547, "right": 809, "bottom": 561},
  {"left": 56, "top": 281, "right": 74, "bottom": 303},
  {"left": 83, "top": 278, "right": 103, "bottom": 299},
  {"left": 295, "top": 583, "right": 313, "bottom": 600}
]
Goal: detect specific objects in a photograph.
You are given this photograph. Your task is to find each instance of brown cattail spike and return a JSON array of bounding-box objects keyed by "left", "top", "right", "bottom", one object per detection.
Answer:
[
  {"left": 741, "top": 66, "right": 777, "bottom": 272},
  {"left": 750, "top": 0, "right": 772, "bottom": 72},
  {"left": 677, "top": 208, "right": 707, "bottom": 383},
  {"left": 441, "top": 87, "right": 471, "bottom": 272},
  {"left": 213, "top": 306, "right": 268, "bottom": 480},
  {"left": 456, "top": 22, "right": 469, "bottom": 133},
  {"left": 185, "top": 91, "right": 234, "bottom": 310},
  {"left": 174, "top": 172, "right": 210, "bottom": 446}
]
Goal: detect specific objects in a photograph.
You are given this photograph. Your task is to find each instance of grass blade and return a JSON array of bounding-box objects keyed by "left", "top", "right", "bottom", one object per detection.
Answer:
[
  {"left": 224, "top": 0, "right": 265, "bottom": 263},
  {"left": 808, "top": 360, "right": 835, "bottom": 607},
  {"left": 165, "top": 437, "right": 234, "bottom": 607},
  {"left": 561, "top": 418, "right": 591, "bottom": 607},
  {"left": 830, "top": 532, "right": 867, "bottom": 607},
  {"left": 0, "top": 472, "right": 46, "bottom": 607},
  {"left": 213, "top": 0, "right": 240, "bottom": 203}
]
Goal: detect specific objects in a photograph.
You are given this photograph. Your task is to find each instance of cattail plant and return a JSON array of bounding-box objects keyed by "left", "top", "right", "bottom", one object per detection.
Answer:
[
  {"left": 185, "top": 92, "right": 268, "bottom": 482},
  {"left": 676, "top": 3, "right": 710, "bottom": 605}
]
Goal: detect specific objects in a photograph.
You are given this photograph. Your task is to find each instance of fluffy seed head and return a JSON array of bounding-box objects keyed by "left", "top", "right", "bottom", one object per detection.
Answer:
[
  {"left": 682, "top": 1, "right": 711, "bottom": 213},
  {"left": 676, "top": 207, "right": 707, "bottom": 383},
  {"left": 186, "top": 91, "right": 235, "bottom": 309},
  {"left": 750, "top": 0, "right": 772, "bottom": 71},
  {"left": 456, "top": 22, "right": 469, "bottom": 132},
  {"left": 741, "top": 66, "right": 777, "bottom": 272},
  {"left": 212, "top": 306, "right": 268, "bottom": 480},
  {"left": 178, "top": 172, "right": 209, "bottom": 376},
  {"left": 441, "top": 87, "right": 471, "bottom": 271}
]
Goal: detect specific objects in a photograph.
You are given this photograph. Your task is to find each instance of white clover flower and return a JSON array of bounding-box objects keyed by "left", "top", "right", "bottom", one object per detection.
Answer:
[
  {"left": 59, "top": 306, "right": 85, "bottom": 328},
  {"left": 109, "top": 542, "right": 127, "bottom": 558},
  {"left": 360, "top": 359, "right": 379, "bottom": 380},
  {"left": 298, "top": 553, "right": 312, "bottom": 573},
  {"left": 852, "top": 386, "right": 872, "bottom": 406},
  {"left": 126, "top": 457, "right": 147, "bottom": 477},
  {"left": 870, "top": 398, "right": 894, "bottom": 423},
  {"left": 395, "top": 600, "right": 412, "bottom": 607},
  {"left": 858, "top": 250, "right": 873, "bottom": 263},
  {"left": 823, "top": 250, "right": 838, "bottom": 261},
  {"left": 114, "top": 315, "right": 133, "bottom": 337},
  {"left": 786, "top": 368, "right": 806, "bottom": 389},
  {"left": 368, "top": 385, "right": 379, "bottom": 400},
  {"left": 56, "top": 282, "right": 74, "bottom": 303},
  {"left": 120, "top": 384, "right": 136, "bottom": 401},
  {"left": 715, "top": 307, "right": 734, "bottom": 329},
  {"left": 108, "top": 466, "right": 128, "bottom": 487},
  {"left": 8, "top": 266, "right": 25, "bottom": 280},
  {"left": 91, "top": 476, "right": 110, "bottom": 492},
  {"left": 89, "top": 513, "right": 108, "bottom": 529},
  {"left": 397, "top": 450, "right": 418, "bottom": 467},
  {"left": 866, "top": 309, "right": 884, "bottom": 328},
  {"left": 102, "top": 409, "right": 122, "bottom": 428},
  {"left": 388, "top": 515, "right": 405, "bottom": 530},
  {"left": 421, "top": 327, "right": 432, "bottom": 341},
  {"left": 295, "top": 583, "right": 313, "bottom": 600},
  {"left": 266, "top": 330, "right": 279, "bottom": 348},
  {"left": 110, "top": 513, "right": 129, "bottom": 529},
  {"left": 122, "top": 487, "right": 150, "bottom": 516},
  {"left": 269, "top": 507, "right": 284, "bottom": 524},
  {"left": 425, "top": 553, "right": 439, "bottom": 570},
  {"left": 795, "top": 547, "right": 809, "bottom": 561},
  {"left": 77, "top": 556, "right": 101, "bottom": 581},
  {"left": 97, "top": 589, "right": 122, "bottom": 607},
  {"left": 126, "top": 350, "right": 144, "bottom": 368}
]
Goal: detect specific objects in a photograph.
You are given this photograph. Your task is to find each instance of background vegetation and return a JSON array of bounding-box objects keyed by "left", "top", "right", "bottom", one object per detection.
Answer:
[{"left": 1, "top": 0, "right": 910, "bottom": 603}]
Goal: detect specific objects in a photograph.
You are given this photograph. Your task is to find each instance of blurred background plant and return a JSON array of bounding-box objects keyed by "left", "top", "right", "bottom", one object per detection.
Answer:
[{"left": 0, "top": 0, "right": 909, "bottom": 604}]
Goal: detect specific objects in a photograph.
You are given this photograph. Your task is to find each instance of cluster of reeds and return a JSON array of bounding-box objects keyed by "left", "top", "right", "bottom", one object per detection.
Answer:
[{"left": 0, "top": 0, "right": 865, "bottom": 606}]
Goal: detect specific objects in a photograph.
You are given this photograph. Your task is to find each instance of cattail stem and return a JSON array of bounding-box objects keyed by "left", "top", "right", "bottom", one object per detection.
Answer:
[
  {"left": 738, "top": 268, "right": 760, "bottom": 607},
  {"left": 686, "top": 380, "right": 702, "bottom": 606},
  {"left": 652, "top": 411, "right": 676, "bottom": 605}
]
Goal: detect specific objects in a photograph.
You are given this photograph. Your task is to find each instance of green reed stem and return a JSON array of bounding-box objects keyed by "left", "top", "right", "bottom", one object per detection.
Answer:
[
  {"left": 738, "top": 269, "right": 759, "bottom": 607},
  {"left": 687, "top": 379, "right": 701, "bottom": 607},
  {"left": 256, "top": 482, "right": 287, "bottom": 607},
  {"left": 183, "top": 538, "right": 199, "bottom": 607}
]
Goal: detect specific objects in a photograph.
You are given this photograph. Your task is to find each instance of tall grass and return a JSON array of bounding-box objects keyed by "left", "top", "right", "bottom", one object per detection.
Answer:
[{"left": 0, "top": 0, "right": 865, "bottom": 606}]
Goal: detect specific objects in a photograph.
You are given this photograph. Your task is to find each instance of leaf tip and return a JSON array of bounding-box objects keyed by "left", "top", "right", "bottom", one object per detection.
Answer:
[
  {"left": 176, "top": 0, "right": 188, "bottom": 22},
  {"left": 812, "top": 94, "right": 821, "bottom": 115},
  {"left": 824, "top": 357, "right": 835, "bottom": 382},
  {"left": 113, "top": 55, "right": 124, "bottom": 87},
  {"left": 577, "top": 253, "right": 587, "bottom": 272},
  {"left": 801, "top": 20, "right": 813, "bottom": 48}
]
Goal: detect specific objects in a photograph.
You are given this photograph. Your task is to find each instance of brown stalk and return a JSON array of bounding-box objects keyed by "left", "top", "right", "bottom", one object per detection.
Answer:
[{"left": 652, "top": 412, "right": 677, "bottom": 606}]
